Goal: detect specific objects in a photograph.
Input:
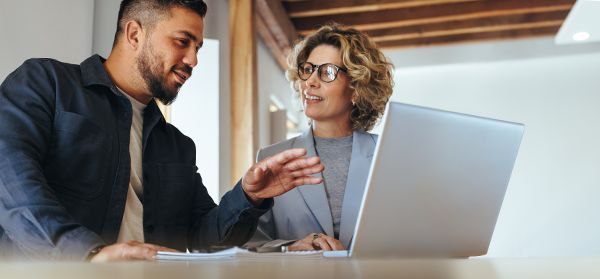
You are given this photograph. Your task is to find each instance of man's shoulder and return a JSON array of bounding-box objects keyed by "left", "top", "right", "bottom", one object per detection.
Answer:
[
  {"left": 4, "top": 58, "right": 80, "bottom": 83},
  {"left": 21, "top": 57, "right": 81, "bottom": 71}
]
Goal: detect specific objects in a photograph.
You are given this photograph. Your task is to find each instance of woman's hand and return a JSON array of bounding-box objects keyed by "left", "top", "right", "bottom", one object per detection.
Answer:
[{"left": 289, "top": 233, "right": 344, "bottom": 251}]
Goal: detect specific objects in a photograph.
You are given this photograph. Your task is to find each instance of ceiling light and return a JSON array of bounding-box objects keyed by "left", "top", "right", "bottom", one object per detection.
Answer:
[{"left": 573, "top": 32, "right": 590, "bottom": 41}]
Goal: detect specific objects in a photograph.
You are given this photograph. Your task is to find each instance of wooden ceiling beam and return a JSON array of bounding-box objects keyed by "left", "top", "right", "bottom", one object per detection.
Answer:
[
  {"left": 293, "top": 0, "right": 576, "bottom": 35},
  {"left": 256, "top": 13, "right": 290, "bottom": 71},
  {"left": 373, "top": 20, "right": 563, "bottom": 42},
  {"left": 367, "top": 10, "right": 569, "bottom": 42},
  {"left": 256, "top": 0, "right": 300, "bottom": 71},
  {"left": 377, "top": 25, "right": 561, "bottom": 50},
  {"left": 286, "top": 0, "right": 481, "bottom": 18}
]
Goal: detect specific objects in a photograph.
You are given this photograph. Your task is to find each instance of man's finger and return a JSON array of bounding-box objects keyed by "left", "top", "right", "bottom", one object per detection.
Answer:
[
  {"left": 247, "top": 166, "right": 265, "bottom": 185},
  {"left": 292, "top": 176, "right": 323, "bottom": 187},
  {"left": 282, "top": 156, "right": 321, "bottom": 172},
  {"left": 241, "top": 165, "right": 263, "bottom": 187},
  {"left": 119, "top": 243, "right": 158, "bottom": 261},
  {"left": 271, "top": 148, "right": 308, "bottom": 166},
  {"left": 143, "top": 243, "right": 179, "bottom": 253},
  {"left": 290, "top": 164, "right": 325, "bottom": 177},
  {"left": 91, "top": 243, "right": 155, "bottom": 262},
  {"left": 137, "top": 246, "right": 159, "bottom": 261}
]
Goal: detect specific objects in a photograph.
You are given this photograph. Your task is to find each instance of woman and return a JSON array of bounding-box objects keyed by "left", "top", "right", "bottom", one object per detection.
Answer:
[{"left": 248, "top": 23, "right": 394, "bottom": 251}]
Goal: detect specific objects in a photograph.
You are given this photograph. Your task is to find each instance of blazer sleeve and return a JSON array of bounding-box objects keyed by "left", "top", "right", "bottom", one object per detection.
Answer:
[{"left": 0, "top": 60, "right": 105, "bottom": 261}]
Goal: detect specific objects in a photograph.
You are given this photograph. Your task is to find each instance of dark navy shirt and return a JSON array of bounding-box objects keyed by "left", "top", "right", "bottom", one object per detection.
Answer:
[{"left": 0, "top": 55, "right": 272, "bottom": 261}]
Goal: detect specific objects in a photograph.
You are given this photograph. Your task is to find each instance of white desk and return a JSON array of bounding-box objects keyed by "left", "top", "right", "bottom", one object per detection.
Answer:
[{"left": 2, "top": 257, "right": 600, "bottom": 279}]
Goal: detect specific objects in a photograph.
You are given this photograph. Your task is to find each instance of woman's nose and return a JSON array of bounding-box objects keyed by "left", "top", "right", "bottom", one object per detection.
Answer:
[{"left": 305, "top": 70, "right": 320, "bottom": 87}]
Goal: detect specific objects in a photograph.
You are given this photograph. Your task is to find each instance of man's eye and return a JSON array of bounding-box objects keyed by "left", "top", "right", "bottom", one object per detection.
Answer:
[{"left": 178, "top": 39, "right": 188, "bottom": 46}]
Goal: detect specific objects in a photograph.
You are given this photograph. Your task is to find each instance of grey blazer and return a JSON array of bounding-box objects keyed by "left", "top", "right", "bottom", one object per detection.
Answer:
[{"left": 246, "top": 127, "right": 377, "bottom": 249}]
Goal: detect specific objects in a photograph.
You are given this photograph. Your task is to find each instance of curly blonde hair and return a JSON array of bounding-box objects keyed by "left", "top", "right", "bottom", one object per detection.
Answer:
[{"left": 286, "top": 23, "right": 395, "bottom": 132}]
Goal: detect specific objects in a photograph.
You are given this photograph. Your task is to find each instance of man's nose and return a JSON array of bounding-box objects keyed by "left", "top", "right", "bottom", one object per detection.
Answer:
[{"left": 183, "top": 48, "right": 198, "bottom": 68}]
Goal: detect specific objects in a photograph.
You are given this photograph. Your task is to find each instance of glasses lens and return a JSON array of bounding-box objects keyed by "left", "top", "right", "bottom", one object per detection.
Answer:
[
  {"left": 320, "top": 64, "right": 337, "bottom": 82},
  {"left": 298, "top": 63, "right": 313, "bottom": 80}
]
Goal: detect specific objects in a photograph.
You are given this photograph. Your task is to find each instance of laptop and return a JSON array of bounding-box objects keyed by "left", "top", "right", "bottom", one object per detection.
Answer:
[{"left": 348, "top": 102, "right": 524, "bottom": 258}]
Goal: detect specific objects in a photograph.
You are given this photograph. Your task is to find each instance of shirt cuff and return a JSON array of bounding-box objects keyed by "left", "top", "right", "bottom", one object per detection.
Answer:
[{"left": 227, "top": 179, "right": 274, "bottom": 221}]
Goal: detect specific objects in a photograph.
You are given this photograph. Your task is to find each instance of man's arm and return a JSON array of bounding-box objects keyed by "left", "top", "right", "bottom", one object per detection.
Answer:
[
  {"left": 187, "top": 178, "right": 273, "bottom": 249},
  {"left": 185, "top": 149, "right": 324, "bottom": 249},
  {"left": 0, "top": 59, "right": 105, "bottom": 261}
]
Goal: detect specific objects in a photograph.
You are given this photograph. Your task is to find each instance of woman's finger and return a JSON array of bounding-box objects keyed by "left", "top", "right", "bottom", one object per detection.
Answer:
[
  {"left": 313, "top": 237, "right": 332, "bottom": 251},
  {"left": 322, "top": 236, "right": 344, "bottom": 251}
]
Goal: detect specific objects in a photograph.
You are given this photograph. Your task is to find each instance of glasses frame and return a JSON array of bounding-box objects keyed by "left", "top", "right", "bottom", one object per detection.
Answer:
[{"left": 297, "top": 62, "right": 347, "bottom": 83}]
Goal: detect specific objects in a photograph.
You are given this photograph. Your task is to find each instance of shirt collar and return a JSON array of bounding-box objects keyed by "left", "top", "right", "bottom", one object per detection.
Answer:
[
  {"left": 80, "top": 54, "right": 121, "bottom": 97},
  {"left": 80, "top": 54, "right": 168, "bottom": 132}
]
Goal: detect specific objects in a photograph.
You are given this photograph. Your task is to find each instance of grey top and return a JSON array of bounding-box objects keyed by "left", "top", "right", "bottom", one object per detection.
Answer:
[{"left": 314, "top": 135, "right": 353, "bottom": 240}]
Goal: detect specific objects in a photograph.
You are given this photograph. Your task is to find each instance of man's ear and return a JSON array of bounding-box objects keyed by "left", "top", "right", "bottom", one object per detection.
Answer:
[{"left": 124, "top": 20, "right": 144, "bottom": 51}]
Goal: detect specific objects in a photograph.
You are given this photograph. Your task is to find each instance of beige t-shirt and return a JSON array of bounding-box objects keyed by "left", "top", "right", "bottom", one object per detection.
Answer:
[{"left": 116, "top": 88, "right": 146, "bottom": 243}]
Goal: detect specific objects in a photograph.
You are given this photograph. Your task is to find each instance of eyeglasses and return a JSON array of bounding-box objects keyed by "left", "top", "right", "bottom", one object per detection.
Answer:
[{"left": 297, "top": 62, "right": 347, "bottom": 83}]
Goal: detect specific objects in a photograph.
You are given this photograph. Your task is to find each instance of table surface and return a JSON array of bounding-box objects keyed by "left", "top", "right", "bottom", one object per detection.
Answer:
[{"left": 2, "top": 256, "right": 600, "bottom": 279}]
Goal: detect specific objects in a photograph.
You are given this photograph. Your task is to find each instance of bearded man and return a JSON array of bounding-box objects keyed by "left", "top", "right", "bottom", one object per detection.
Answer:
[{"left": 0, "top": 0, "right": 324, "bottom": 262}]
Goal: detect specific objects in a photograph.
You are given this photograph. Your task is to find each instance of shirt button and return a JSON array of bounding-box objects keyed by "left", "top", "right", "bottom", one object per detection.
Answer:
[{"left": 147, "top": 225, "right": 154, "bottom": 233}]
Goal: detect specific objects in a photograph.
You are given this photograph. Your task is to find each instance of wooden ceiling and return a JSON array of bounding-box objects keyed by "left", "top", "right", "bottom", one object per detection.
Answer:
[{"left": 256, "top": 0, "right": 577, "bottom": 70}]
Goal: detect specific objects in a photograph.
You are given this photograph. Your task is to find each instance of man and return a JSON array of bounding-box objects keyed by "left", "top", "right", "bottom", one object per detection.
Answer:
[{"left": 0, "top": 0, "right": 324, "bottom": 262}]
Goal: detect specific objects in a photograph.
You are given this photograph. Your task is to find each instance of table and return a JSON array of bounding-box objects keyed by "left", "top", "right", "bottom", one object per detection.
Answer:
[{"left": 2, "top": 257, "right": 599, "bottom": 279}]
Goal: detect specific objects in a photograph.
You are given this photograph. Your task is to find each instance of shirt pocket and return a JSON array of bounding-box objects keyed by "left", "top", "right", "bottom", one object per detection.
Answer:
[
  {"left": 44, "top": 111, "right": 112, "bottom": 200},
  {"left": 157, "top": 163, "right": 197, "bottom": 234}
]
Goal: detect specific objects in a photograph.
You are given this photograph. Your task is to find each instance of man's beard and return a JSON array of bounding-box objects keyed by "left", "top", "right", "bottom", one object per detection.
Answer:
[{"left": 135, "top": 41, "right": 192, "bottom": 106}]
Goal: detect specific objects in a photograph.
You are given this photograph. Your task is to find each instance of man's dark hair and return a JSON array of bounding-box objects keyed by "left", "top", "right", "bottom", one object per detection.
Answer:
[{"left": 113, "top": 0, "right": 207, "bottom": 47}]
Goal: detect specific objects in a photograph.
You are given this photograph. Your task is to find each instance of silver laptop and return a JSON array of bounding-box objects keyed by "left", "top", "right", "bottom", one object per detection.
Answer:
[{"left": 349, "top": 102, "right": 524, "bottom": 258}]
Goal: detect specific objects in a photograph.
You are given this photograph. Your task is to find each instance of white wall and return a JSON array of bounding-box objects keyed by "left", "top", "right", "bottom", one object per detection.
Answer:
[
  {"left": 203, "top": 0, "right": 232, "bottom": 196},
  {"left": 0, "top": 0, "right": 94, "bottom": 81},
  {"left": 170, "top": 39, "right": 220, "bottom": 202},
  {"left": 380, "top": 37, "right": 600, "bottom": 257},
  {"left": 92, "top": 0, "right": 121, "bottom": 58}
]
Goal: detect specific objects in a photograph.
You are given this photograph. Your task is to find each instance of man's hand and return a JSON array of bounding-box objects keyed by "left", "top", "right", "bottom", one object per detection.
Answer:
[
  {"left": 90, "top": 241, "right": 179, "bottom": 262},
  {"left": 289, "top": 233, "right": 344, "bottom": 251},
  {"left": 242, "top": 148, "right": 324, "bottom": 207}
]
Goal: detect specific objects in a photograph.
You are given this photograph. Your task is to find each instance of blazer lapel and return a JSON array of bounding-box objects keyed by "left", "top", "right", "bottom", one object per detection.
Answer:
[
  {"left": 293, "top": 127, "right": 335, "bottom": 237},
  {"left": 338, "top": 131, "right": 377, "bottom": 249}
]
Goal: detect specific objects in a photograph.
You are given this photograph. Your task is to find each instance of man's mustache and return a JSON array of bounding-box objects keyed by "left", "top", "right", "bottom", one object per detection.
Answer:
[{"left": 173, "top": 65, "right": 193, "bottom": 78}]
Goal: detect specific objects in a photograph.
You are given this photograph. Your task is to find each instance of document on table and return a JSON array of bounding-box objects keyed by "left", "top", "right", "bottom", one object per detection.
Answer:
[{"left": 155, "top": 247, "right": 325, "bottom": 261}]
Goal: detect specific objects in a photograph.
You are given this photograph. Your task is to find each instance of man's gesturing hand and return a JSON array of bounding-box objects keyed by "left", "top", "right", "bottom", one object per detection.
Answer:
[
  {"left": 90, "top": 241, "right": 178, "bottom": 262},
  {"left": 242, "top": 148, "right": 324, "bottom": 207}
]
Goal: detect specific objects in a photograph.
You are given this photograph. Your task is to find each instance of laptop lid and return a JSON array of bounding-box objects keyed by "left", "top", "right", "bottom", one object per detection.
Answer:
[{"left": 349, "top": 102, "right": 524, "bottom": 258}]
